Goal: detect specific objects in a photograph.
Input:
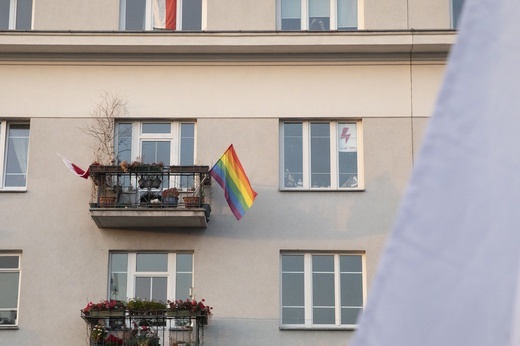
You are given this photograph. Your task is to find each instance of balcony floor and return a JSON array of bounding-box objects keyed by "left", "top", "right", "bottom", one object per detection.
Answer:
[{"left": 90, "top": 207, "right": 208, "bottom": 229}]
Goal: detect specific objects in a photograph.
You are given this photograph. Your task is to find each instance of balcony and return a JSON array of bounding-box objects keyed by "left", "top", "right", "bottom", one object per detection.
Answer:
[{"left": 89, "top": 165, "right": 211, "bottom": 229}]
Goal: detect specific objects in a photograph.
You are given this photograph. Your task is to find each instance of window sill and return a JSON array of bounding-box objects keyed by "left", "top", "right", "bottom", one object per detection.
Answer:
[
  {"left": 0, "top": 326, "right": 19, "bottom": 330},
  {"left": 0, "top": 188, "right": 27, "bottom": 192},
  {"left": 280, "top": 325, "right": 357, "bottom": 331}
]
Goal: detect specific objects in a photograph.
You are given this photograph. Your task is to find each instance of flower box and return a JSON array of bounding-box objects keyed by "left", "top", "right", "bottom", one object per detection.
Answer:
[
  {"left": 89, "top": 310, "right": 126, "bottom": 318},
  {"left": 183, "top": 196, "right": 200, "bottom": 208}
]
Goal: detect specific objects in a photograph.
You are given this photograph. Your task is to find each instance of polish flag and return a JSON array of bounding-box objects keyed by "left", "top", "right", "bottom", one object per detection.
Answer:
[
  {"left": 153, "top": 0, "right": 176, "bottom": 30},
  {"left": 57, "top": 153, "right": 90, "bottom": 179}
]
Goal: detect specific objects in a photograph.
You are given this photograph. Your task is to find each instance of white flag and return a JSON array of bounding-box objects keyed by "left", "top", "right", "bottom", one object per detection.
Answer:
[{"left": 352, "top": 0, "right": 520, "bottom": 345}]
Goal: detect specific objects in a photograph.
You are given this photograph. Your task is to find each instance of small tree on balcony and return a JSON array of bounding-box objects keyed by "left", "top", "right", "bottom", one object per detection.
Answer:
[{"left": 82, "top": 91, "right": 128, "bottom": 166}]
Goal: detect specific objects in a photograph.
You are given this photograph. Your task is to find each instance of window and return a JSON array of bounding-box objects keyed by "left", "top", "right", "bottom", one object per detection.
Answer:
[
  {"left": 281, "top": 252, "right": 364, "bottom": 328},
  {"left": 278, "top": 0, "right": 357, "bottom": 31},
  {"left": 116, "top": 121, "right": 195, "bottom": 166},
  {"left": 280, "top": 121, "right": 362, "bottom": 190},
  {"left": 451, "top": 0, "right": 465, "bottom": 29},
  {"left": 120, "top": 0, "right": 203, "bottom": 31},
  {"left": 109, "top": 252, "right": 193, "bottom": 302},
  {"left": 0, "top": 0, "right": 32, "bottom": 30},
  {"left": 0, "top": 122, "right": 30, "bottom": 190},
  {"left": 0, "top": 254, "right": 21, "bottom": 327}
]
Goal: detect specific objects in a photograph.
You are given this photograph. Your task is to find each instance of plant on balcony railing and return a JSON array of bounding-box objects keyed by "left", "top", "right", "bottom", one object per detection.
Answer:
[
  {"left": 127, "top": 298, "right": 167, "bottom": 316},
  {"left": 166, "top": 298, "right": 213, "bottom": 325},
  {"left": 82, "top": 299, "right": 126, "bottom": 318}
]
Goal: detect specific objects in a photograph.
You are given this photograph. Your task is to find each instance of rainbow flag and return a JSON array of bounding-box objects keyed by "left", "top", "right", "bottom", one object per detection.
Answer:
[{"left": 210, "top": 145, "right": 257, "bottom": 220}]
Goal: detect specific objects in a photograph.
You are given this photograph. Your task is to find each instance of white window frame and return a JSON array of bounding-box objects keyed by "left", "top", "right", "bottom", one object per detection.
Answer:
[
  {"left": 116, "top": 121, "right": 196, "bottom": 166},
  {"left": 0, "top": 253, "right": 21, "bottom": 328},
  {"left": 280, "top": 252, "right": 366, "bottom": 329},
  {"left": 279, "top": 120, "right": 364, "bottom": 190},
  {"left": 1, "top": 0, "right": 33, "bottom": 30},
  {"left": 119, "top": 0, "right": 206, "bottom": 31},
  {"left": 0, "top": 121, "right": 30, "bottom": 191},
  {"left": 277, "top": 0, "right": 363, "bottom": 30},
  {"left": 109, "top": 252, "right": 194, "bottom": 301}
]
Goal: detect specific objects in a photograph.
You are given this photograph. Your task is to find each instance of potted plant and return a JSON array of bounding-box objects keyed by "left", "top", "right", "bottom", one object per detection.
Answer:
[
  {"left": 82, "top": 299, "right": 126, "bottom": 318},
  {"left": 90, "top": 324, "right": 107, "bottom": 345},
  {"left": 162, "top": 188, "right": 179, "bottom": 207},
  {"left": 166, "top": 298, "right": 213, "bottom": 324},
  {"left": 127, "top": 298, "right": 166, "bottom": 316}
]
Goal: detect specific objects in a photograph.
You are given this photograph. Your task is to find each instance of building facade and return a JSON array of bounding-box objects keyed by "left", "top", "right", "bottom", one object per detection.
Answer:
[{"left": 0, "top": 0, "right": 462, "bottom": 344}]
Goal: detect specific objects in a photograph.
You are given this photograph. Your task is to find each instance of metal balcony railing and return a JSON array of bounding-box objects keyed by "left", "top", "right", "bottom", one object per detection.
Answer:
[{"left": 88, "top": 165, "right": 211, "bottom": 229}]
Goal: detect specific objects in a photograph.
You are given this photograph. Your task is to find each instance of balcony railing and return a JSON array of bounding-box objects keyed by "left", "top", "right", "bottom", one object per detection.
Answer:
[
  {"left": 88, "top": 165, "right": 211, "bottom": 229},
  {"left": 81, "top": 311, "right": 208, "bottom": 345}
]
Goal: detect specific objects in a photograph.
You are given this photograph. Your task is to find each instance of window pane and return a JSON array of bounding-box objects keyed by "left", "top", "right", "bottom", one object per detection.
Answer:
[
  {"left": 110, "top": 273, "right": 127, "bottom": 301},
  {"left": 282, "top": 254, "right": 304, "bottom": 272},
  {"left": 125, "top": 0, "right": 146, "bottom": 30},
  {"left": 142, "top": 123, "right": 171, "bottom": 134},
  {"left": 313, "top": 273, "right": 334, "bottom": 306},
  {"left": 176, "top": 273, "right": 192, "bottom": 300},
  {"left": 340, "top": 255, "right": 362, "bottom": 272},
  {"left": 309, "top": 0, "right": 329, "bottom": 31},
  {"left": 282, "top": 273, "right": 304, "bottom": 307},
  {"left": 117, "top": 123, "right": 133, "bottom": 163},
  {"left": 152, "top": 277, "right": 167, "bottom": 302},
  {"left": 0, "top": 311, "right": 16, "bottom": 325},
  {"left": 136, "top": 253, "right": 168, "bottom": 272},
  {"left": 182, "top": 0, "right": 202, "bottom": 30},
  {"left": 282, "top": 307, "right": 304, "bottom": 324},
  {"left": 141, "top": 141, "right": 171, "bottom": 165},
  {"left": 5, "top": 124, "right": 30, "bottom": 187},
  {"left": 16, "top": 0, "right": 32, "bottom": 30},
  {"left": 281, "top": 0, "right": 301, "bottom": 30},
  {"left": 310, "top": 123, "right": 330, "bottom": 187},
  {"left": 313, "top": 255, "right": 334, "bottom": 272},
  {"left": 0, "top": 272, "right": 19, "bottom": 309},
  {"left": 341, "top": 273, "right": 363, "bottom": 306},
  {"left": 313, "top": 307, "right": 335, "bottom": 324},
  {"left": 341, "top": 307, "right": 362, "bottom": 325},
  {"left": 0, "top": 0, "right": 10, "bottom": 30},
  {"left": 135, "top": 277, "right": 151, "bottom": 299},
  {"left": 0, "top": 256, "right": 19, "bottom": 269},
  {"left": 284, "top": 123, "right": 303, "bottom": 188},
  {"left": 180, "top": 123, "right": 194, "bottom": 165},
  {"left": 176, "top": 254, "right": 193, "bottom": 272},
  {"left": 337, "top": 0, "right": 357, "bottom": 30}
]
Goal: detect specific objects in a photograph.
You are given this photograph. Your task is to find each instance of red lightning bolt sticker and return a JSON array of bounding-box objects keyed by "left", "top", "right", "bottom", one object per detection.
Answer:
[{"left": 341, "top": 127, "right": 351, "bottom": 144}]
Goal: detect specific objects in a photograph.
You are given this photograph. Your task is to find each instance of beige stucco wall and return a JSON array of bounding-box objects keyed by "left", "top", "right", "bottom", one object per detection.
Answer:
[
  {"left": 0, "top": 61, "right": 441, "bottom": 120},
  {"left": 0, "top": 52, "right": 443, "bottom": 345},
  {"left": 206, "top": 0, "right": 276, "bottom": 30},
  {"left": 33, "top": 0, "right": 120, "bottom": 30}
]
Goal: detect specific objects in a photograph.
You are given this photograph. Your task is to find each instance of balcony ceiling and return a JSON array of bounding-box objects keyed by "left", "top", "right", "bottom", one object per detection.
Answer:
[{"left": 90, "top": 208, "right": 208, "bottom": 229}]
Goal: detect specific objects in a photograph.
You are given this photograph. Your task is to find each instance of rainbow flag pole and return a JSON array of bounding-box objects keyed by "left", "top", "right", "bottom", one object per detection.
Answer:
[{"left": 210, "top": 145, "right": 257, "bottom": 220}]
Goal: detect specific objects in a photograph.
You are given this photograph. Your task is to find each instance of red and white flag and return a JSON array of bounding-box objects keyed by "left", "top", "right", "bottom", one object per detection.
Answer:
[
  {"left": 153, "top": 0, "right": 176, "bottom": 30},
  {"left": 57, "top": 153, "right": 90, "bottom": 179}
]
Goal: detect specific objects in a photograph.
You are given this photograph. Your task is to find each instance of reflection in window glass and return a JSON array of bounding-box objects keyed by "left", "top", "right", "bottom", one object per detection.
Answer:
[
  {"left": 281, "top": 253, "right": 364, "bottom": 327},
  {"left": 5, "top": 124, "right": 30, "bottom": 187},
  {"left": 309, "top": 0, "right": 330, "bottom": 30},
  {"left": 0, "top": 254, "right": 20, "bottom": 326},
  {"left": 337, "top": 0, "right": 357, "bottom": 30},
  {"left": 338, "top": 123, "right": 358, "bottom": 188},
  {"left": 310, "top": 123, "right": 331, "bottom": 188},
  {"left": 281, "top": 0, "right": 301, "bottom": 30},
  {"left": 283, "top": 123, "right": 303, "bottom": 188},
  {"left": 281, "top": 255, "right": 305, "bottom": 324},
  {"left": 16, "top": 0, "right": 32, "bottom": 30},
  {"left": 176, "top": 254, "right": 193, "bottom": 300},
  {"left": 125, "top": 0, "right": 146, "bottom": 30},
  {"left": 182, "top": 0, "right": 202, "bottom": 30},
  {"left": 0, "top": 0, "right": 10, "bottom": 30},
  {"left": 110, "top": 253, "right": 128, "bottom": 301}
]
